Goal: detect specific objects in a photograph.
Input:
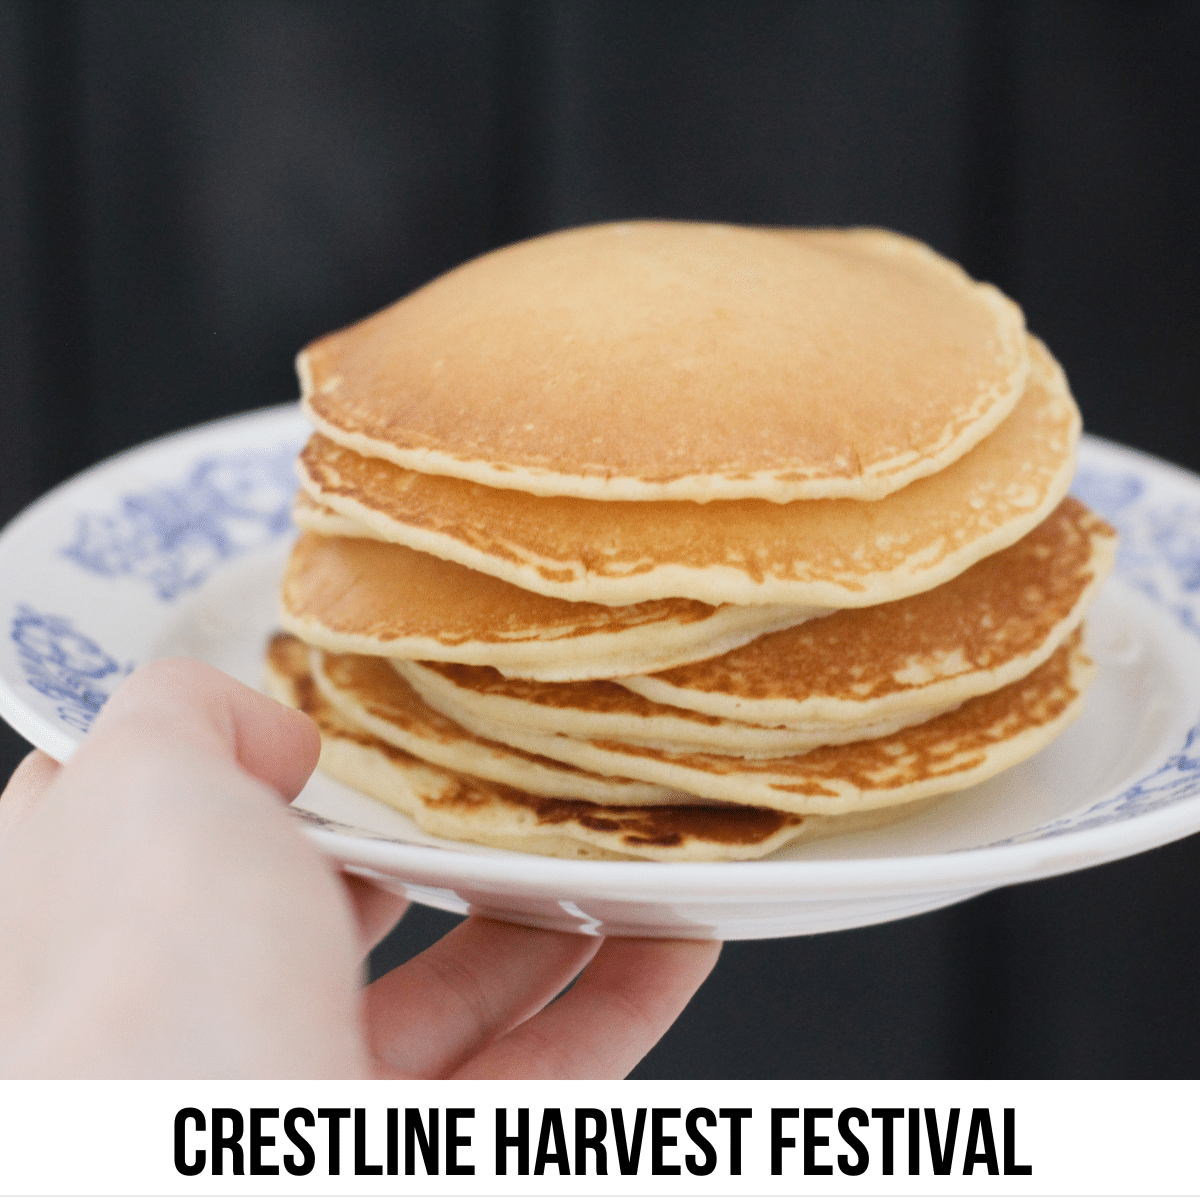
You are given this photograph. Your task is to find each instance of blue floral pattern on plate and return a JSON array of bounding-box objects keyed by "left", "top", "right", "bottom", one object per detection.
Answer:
[
  {"left": 10, "top": 606, "right": 131, "bottom": 732},
  {"left": 61, "top": 444, "right": 300, "bottom": 601}
]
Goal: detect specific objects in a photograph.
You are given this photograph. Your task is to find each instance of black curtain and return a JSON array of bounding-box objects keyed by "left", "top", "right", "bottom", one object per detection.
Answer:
[{"left": 3, "top": 0, "right": 1200, "bottom": 1078}]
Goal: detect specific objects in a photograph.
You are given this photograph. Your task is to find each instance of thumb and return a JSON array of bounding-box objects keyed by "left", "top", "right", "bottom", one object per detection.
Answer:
[{"left": 92, "top": 656, "right": 320, "bottom": 801}]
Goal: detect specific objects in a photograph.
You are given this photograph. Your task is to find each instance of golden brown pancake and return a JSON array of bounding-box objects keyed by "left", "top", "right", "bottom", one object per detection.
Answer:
[
  {"left": 300, "top": 222, "right": 1027, "bottom": 502},
  {"left": 622, "top": 497, "right": 1115, "bottom": 726},
  {"left": 296, "top": 336, "right": 1078, "bottom": 607},
  {"left": 275, "top": 221, "right": 1108, "bottom": 859},
  {"left": 305, "top": 645, "right": 684, "bottom": 805},
  {"left": 392, "top": 631, "right": 1093, "bottom": 814},
  {"left": 395, "top": 657, "right": 923, "bottom": 757},
  {"left": 265, "top": 633, "right": 934, "bottom": 862},
  {"left": 293, "top": 491, "right": 381, "bottom": 540},
  {"left": 280, "top": 533, "right": 823, "bottom": 681}
]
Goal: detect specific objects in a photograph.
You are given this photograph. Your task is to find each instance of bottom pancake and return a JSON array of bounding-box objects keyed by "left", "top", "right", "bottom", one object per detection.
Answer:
[{"left": 264, "top": 633, "right": 935, "bottom": 862}]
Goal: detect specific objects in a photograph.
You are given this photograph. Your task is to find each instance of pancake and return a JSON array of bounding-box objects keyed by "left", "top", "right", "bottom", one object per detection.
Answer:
[
  {"left": 306, "top": 643, "right": 686, "bottom": 804},
  {"left": 300, "top": 222, "right": 1027, "bottom": 503},
  {"left": 280, "top": 533, "right": 824, "bottom": 681},
  {"left": 391, "top": 630, "right": 1093, "bottom": 815},
  {"left": 622, "top": 497, "right": 1115, "bottom": 726},
  {"left": 296, "top": 336, "right": 1078, "bottom": 607},
  {"left": 293, "top": 491, "right": 381, "bottom": 540},
  {"left": 394, "top": 660, "right": 934, "bottom": 757},
  {"left": 265, "top": 633, "right": 935, "bottom": 862}
]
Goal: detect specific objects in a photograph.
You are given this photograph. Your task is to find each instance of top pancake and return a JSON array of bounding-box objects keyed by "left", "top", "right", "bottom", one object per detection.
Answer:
[
  {"left": 299, "top": 222, "right": 1028, "bottom": 503},
  {"left": 297, "top": 336, "right": 1078, "bottom": 608}
]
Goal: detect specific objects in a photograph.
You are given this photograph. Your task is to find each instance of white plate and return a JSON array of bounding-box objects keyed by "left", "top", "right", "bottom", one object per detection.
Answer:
[{"left": 2, "top": 406, "right": 1199, "bottom": 939}]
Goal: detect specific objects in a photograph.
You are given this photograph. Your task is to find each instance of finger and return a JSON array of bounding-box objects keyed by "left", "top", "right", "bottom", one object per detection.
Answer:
[
  {"left": 0, "top": 669, "right": 366, "bottom": 1077},
  {"left": 341, "top": 872, "right": 410, "bottom": 953},
  {"left": 0, "top": 751, "right": 60, "bottom": 839},
  {"left": 364, "top": 917, "right": 601, "bottom": 1078},
  {"left": 94, "top": 657, "right": 320, "bottom": 800},
  {"left": 453, "top": 937, "right": 721, "bottom": 1079}
]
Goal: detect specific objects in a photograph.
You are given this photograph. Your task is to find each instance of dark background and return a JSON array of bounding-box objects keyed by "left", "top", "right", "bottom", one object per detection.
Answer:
[{"left": 3, "top": 0, "right": 1200, "bottom": 1078}]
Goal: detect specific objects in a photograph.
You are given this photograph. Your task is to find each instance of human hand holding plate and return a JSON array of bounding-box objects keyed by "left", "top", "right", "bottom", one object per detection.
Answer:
[{"left": 0, "top": 657, "right": 718, "bottom": 1077}]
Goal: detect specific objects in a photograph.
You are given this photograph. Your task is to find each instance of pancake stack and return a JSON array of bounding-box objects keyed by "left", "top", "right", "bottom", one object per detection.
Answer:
[{"left": 267, "top": 222, "right": 1115, "bottom": 862}]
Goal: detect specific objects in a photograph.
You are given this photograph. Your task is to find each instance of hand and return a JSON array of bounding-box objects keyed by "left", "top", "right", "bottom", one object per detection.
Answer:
[{"left": 0, "top": 659, "right": 719, "bottom": 1078}]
